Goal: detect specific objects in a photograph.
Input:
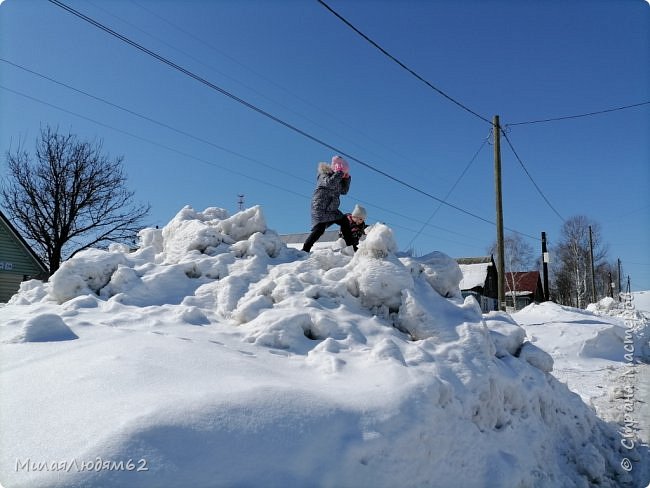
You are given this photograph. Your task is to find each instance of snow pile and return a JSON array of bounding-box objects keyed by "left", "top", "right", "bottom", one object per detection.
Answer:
[
  {"left": 514, "top": 301, "right": 650, "bottom": 449},
  {"left": 587, "top": 296, "right": 619, "bottom": 314},
  {"left": 631, "top": 290, "right": 650, "bottom": 316},
  {"left": 584, "top": 295, "right": 650, "bottom": 362},
  {"left": 1, "top": 206, "right": 648, "bottom": 488},
  {"left": 6, "top": 313, "right": 78, "bottom": 343}
]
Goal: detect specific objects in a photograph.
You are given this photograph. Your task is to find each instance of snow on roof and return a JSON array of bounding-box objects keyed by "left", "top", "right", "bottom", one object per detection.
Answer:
[
  {"left": 280, "top": 230, "right": 340, "bottom": 250},
  {"left": 458, "top": 262, "right": 491, "bottom": 290}
]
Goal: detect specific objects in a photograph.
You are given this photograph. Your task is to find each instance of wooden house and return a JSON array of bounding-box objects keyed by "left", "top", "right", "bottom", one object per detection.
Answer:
[
  {"left": 0, "top": 210, "right": 48, "bottom": 302},
  {"left": 504, "top": 271, "right": 545, "bottom": 310},
  {"left": 456, "top": 256, "right": 499, "bottom": 312}
]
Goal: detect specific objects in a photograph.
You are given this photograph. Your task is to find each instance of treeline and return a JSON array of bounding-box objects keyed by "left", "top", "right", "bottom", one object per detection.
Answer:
[
  {"left": 489, "top": 215, "right": 621, "bottom": 309},
  {"left": 550, "top": 216, "right": 621, "bottom": 308}
]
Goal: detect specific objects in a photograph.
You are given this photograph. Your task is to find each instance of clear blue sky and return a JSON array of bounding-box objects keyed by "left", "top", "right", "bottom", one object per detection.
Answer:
[{"left": 1, "top": 0, "right": 649, "bottom": 289}]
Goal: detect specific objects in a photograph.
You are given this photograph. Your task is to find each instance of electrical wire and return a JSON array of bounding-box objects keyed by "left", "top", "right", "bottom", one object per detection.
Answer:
[
  {"left": 0, "top": 57, "right": 310, "bottom": 187},
  {"left": 507, "top": 101, "right": 650, "bottom": 127},
  {"left": 0, "top": 58, "right": 491, "bottom": 244},
  {"left": 0, "top": 82, "right": 485, "bottom": 245},
  {"left": 316, "top": 0, "right": 492, "bottom": 126},
  {"left": 407, "top": 136, "right": 489, "bottom": 249},
  {"left": 46, "top": 0, "right": 515, "bottom": 234},
  {"left": 501, "top": 130, "right": 565, "bottom": 222},
  {"left": 87, "top": 0, "right": 410, "bottom": 172},
  {"left": 131, "top": 0, "right": 436, "bottom": 180},
  {"left": 0, "top": 84, "right": 311, "bottom": 201}
]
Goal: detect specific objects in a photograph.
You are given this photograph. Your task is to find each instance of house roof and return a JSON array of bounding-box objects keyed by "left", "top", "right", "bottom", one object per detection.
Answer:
[
  {"left": 280, "top": 230, "right": 341, "bottom": 250},
  {"left": 280, "top": 230, "right": 340, "bottom": 244},
  {"left": 505, "top": 271, "right": 541, "bottom": 294},
  {"left": 458, "top": 263, "right": 492, "bottom": 290},
  {"left": 456, "top": 256, "right": 494, "bottom": 265},
  {"left": 454, "top": 256, "right": 494, "bottom": 290},
  {"left": 0, "top": 209, "right": 48, "bottom": 275}
]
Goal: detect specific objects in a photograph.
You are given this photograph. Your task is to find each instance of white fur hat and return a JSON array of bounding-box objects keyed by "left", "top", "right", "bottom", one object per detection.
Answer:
[{"left": 351, "top": 204, "right": 367, "bottom": 220}]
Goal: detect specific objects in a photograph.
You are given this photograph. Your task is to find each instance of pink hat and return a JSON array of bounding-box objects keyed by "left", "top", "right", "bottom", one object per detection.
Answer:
[{"left": 331, "top": 155, "right": 349, "bottom": 173}]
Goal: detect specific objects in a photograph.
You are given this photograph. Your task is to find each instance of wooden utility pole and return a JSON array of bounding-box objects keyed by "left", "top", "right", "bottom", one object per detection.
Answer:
[
  {"left": 608, "top": 271, "right": 614, "bottom": 298},
  {"left": 589, "top": 225, "right": 596, "bottom": 303},
  {"left": 617, "top": 258, "right": 622, "bottom": 301},
  {"left": 541, "top": 232, "right": 550, "bottom": 301},
  {"left": 494, "top": 115, "right": 506, "bottom": 311}
]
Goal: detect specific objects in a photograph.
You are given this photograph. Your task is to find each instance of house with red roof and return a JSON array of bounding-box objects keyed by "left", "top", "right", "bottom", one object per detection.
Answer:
[{"left": 504, "top": 271, "right": 545, "bottom": 311}]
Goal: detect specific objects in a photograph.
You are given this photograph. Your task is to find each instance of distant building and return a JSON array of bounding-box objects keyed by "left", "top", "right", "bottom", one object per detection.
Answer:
[
  {"left": 456, "top": 256, "right": 498, "bottom": 313},
  {"left": 280, "top": 230, "right": 341, "bottom": 251},
  {"left": 0, "top": 210, "right": 48, "bottom": 302},
  {"left": 504, "top": 271, "right": 545, "bottom": 310}
]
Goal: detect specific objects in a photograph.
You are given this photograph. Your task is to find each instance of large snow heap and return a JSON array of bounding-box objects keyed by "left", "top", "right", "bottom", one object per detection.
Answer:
[{"left": 1, "top": 206, "right": 647, "bottom": 488}]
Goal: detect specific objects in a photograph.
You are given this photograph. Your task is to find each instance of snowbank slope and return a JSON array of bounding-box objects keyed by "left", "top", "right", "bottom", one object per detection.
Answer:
[{"left": 1, "top": 206, "right": 647, "bottom": 487}]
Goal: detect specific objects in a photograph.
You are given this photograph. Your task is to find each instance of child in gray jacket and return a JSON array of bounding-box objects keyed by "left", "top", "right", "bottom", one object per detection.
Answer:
[{"left": 302, "top": 155, "right": 355, "bottom": 252}]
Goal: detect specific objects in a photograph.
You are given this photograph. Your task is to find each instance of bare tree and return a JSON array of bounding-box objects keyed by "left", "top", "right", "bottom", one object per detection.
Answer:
[
  {"left": 1, "top": 126, "right": 150, "bottom": 275},
  {"left": 551, "top": 216, "right": 608, "bottom": 308},
  {"left": 488, "top": 232, "right": 535, "bottom": 310}
]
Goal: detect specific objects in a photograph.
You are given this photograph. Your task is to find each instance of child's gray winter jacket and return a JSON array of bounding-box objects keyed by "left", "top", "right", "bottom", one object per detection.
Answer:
[{"left": 310, "top": 163, "right": 351, "bottom": 226}]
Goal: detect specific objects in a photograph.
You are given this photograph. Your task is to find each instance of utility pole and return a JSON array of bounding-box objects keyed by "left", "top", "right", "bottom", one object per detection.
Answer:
[
  {"left": 617, "top": 258, "right": 622, "bottom": 301},
  {"left": 608, "top": 271, "right": 614, "bottom": 298},
  {"left": 237, "top": 194, "right": 245, "bottom": 211},
  {"left": 588, "top": 225, "right": 596, "bottom": 303},
  {"left": 541, "top": 232, "right": 550, "bottom": 301},
  {"left": 494, "top": 115, "right": 506, "bottom": 311}
]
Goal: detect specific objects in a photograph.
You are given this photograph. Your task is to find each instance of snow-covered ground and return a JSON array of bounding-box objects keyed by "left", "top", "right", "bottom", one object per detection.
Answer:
[
  {"left": 514, "top": 297, "right": 650, "bottom": 464},
  {"left": 1, "top": 206, "right": 648, "bottom": 488}
]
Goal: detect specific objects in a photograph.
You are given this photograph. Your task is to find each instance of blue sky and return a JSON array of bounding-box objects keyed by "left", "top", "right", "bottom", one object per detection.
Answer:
[{"left": 1, "top": 0, "right": 648, "bottom": 290}]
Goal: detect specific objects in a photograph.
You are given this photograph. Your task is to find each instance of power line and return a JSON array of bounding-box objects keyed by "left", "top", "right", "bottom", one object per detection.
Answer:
[
  {"left": 319, "top": 0, "right": 648, "bottom": 130},
  {"left": 507, "top": 101, "right": 650, "bottom": 127},
  {"left": 0, "top": 57, "right": 495, "bottom": 244},
  {"left": 0, "top": 81, "right": 483, "bottom": 245},
  {"left": 1, "top": 59, "right": 495, "bottom": 244},
  {"left": 47, "top": 0, "right": 520, "bottom": 235},
  {"left": 316, "top": 0, "right": 492, "bottom": 125},
  {"left": 131, "top": 0, "right": 436, "bottom": 181},
  {"left": 0, "top": 57, "right": 309, "bottom": 187},
  {"left": 0, "top": 84, "right": 312, "bottom": 202},
  {"left": 88, "top": 0, "right": 409, "bottom": 173},
  {"left": 407, "top": 136, "right": 489, "bottom": 249},
  {"left": 501, "top": 130, "right": 565, "bottom": 222}
]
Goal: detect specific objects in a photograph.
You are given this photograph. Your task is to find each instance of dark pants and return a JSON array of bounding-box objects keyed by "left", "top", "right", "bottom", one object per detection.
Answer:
[{"left": 302, "top": 216, "right": 355, "bottom": 252}]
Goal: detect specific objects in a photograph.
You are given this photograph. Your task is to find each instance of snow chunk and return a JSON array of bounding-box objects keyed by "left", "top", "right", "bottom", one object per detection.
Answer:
[
  {"left": 7, "top": 279, "right": 48, "bottom": 305},
  {"left": 215, "top": 205, "right": 267, "bottom": 242},
  {"left": 48, "top": 248, "right": 127, "bottom": 304},
  {"left": 231, "top": 230, "right": 285, "bottom": 259},
  {"left": 397, "top": 283, "right": 481, "bottom": 341},
  {"left": 137, "top": 226, "right": 164, "bottom": 254},
  {"left": 346, "top": 225, "right": 412, "bottom": 311},
  {"left": 10, "top": 314, "right": 78, "bottom": 342},
  {"left": 404, "top": 251, "right": 463, "bottom": 299},
  {"left": 484, "top": 311, "right": 527, "bottom": 357},
  {"left": 161, "top": 206, "right": 230, "bottom": 264},
  {"left": 518, "top": 342, "right": 553, "bottom": 372},
  {"left": 355, "top": 223, "right": 397, "bottom": 258},
  {"left": 586, "top": 296, "right": 618, "bottom": 313}
]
